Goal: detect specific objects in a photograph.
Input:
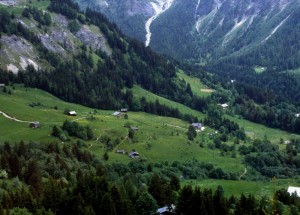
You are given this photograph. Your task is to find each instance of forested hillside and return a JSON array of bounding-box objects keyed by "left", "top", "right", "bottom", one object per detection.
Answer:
[
  {"left": 0, "top": 141, "right": 299, "bottom": 214},
  {"left": 77, "top": 0, "right": 300, "bottom": 71},
  {"left": 71, "top": 0, "right": 300, "bottom": 136},
  {"left": 0, "top": 0, "right": 209, "bottom": 122}
]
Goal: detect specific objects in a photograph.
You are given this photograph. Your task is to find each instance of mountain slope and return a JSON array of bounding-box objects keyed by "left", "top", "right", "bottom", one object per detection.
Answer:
[
  {"left": 0, "top": 0, "right": 208, "bottom": 117},
  {"left": 78, "top": 0, "right": 300, "bottom": 70}
]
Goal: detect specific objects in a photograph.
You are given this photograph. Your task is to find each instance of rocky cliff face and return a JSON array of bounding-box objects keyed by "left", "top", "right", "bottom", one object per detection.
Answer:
[{"left": 0, "top": 1, "right": 112, "bottom": 73}]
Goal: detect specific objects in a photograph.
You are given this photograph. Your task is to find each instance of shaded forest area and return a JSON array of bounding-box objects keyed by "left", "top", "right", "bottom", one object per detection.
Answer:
[{"left": 0, "top": 141, "right": 299, "bottom": 214}]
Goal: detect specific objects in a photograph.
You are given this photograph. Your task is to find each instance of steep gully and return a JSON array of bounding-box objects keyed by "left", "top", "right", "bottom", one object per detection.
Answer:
[{"left": 145, "top": 0, "right": 174, "bottom": 47}]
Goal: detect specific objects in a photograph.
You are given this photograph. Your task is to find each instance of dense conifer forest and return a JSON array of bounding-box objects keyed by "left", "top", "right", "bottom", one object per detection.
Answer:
[{"left": 0, "top": 141, "right": 299, "bottom": 214}]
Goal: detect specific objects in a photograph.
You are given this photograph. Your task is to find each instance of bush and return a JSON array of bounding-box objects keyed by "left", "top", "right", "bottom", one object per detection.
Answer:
[
  {"left": 63, "top": 108, "right": 70, "bottom": 115},
  {"left": 68, "top": 20, "right": 81, "bottom": 33}
]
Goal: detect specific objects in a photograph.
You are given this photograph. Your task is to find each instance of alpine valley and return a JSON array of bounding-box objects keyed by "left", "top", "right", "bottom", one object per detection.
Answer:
[
  {"left": 1, "top": 0, "right": 300, "bottom": 214},
  {"left": 77, "top": 0, "right": 300, "bottom": 69}
]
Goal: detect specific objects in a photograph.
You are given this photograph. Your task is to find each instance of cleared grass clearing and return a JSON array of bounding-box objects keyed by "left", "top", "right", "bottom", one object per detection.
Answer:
[
  {"left": 227, "top": 115, "right": 300, "bottom": 145},
  {"left": 181, "top": 178, "right": 300, "bottom": 197},
  {"left": 103, "top": 114, "right": 244, "bottom": 172},
  {"left": 0, "top": 0, "right": 50, "bottom": 15},
  {"left": 254, "top": 66, "right": 266, "bottom": 74},
  {"left": 177, "top": 70, "right": 214, "bottom": 97},
  {"left": 132, "top": 85, "right": 206, "bottom": 120},
  {"left": 0, "top": 85, "right": 98, "bottom": 142}
]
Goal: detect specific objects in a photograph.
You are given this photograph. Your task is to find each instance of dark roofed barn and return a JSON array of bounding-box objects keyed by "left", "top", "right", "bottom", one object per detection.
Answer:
[
  {"left": 191, "top": 123, "right": 202, "bottom": 129},
  {"left": 128, "top": 151, "right": 139, "bottom": 158},
  {"left": 130, "top": 126, "right": 139, "bottom": 131},
  {"left": 29, "top": 121, "right": 40, "bottom": 129}
]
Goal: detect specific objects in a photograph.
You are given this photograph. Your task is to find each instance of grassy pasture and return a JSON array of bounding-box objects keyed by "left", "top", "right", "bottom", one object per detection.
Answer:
[
  {"left": 181, "top": 178, "right": 300, "bottom": 198},
  {"left": 132, "top": 84, "right": 299, "bottom": 145},
  {"left": 227, "top": 115, "right": 300, "bottom": 146},
  {"left": 177, "top": 70, "right": 214, "bottom": 97},
  {"left": 0, "top": 85, "right": 244, "bottom": 172},
  {"left": 1, "top": 85, "right": 300, "bottom": 197},
  {"left": 132, "top": 85, "right": 206, "bottom": 120},
  {"left": 74, "top": 112, "right": 245, "bottom": 172},
  {"left": 0, "top": 85, "right": 95, "bottom": 142}
]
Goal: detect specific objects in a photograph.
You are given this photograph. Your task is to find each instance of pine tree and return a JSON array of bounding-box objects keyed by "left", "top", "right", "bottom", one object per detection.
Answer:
[
  {"left": 8, "top": 153, "right": 20, "bottom": 178},
  {"left": 101, "top": 193, "right": 117, "bottom": 215},
  {"left": 24, "top": 160, "right": 42, "bottom": 197},
  {"left": 191, "top": 187, "right": 207, "bottom": 215},
  {"left": 86, "top": 126, "right": 94, "bottom": 140},
  {"left": 148, "top": 174, "right": 168, "bottom": 206},
  {"left": 103, "top": 152, "right": 109, "bottom": 161},
  {"left": 176, "top": 185, "right": 194, "bottom": 214},
  {"left": 42, "top": 179, "right": 65, "bottom": 214},
  {"left": 110, "top": 185, "right": 130, "bottom": 215},
  {"left": 51, "top": 125, "right": 60, "bottom": 137},
  {"left": 134, "top": 192, "right": 157, "bottom": 215},
  {"left": 187, "top": 125, "right": 197, "bottom": 141},
  {"left": 169, "top": 175, "right": 180, "bottom": 191}
]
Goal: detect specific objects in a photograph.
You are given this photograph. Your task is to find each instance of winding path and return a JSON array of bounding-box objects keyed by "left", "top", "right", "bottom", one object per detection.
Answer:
[
  {"left": 72, "top": 116, "right": 87, "bottom": 122},
  {"left": 0, "top": 111, "right": 33, "bottom": 123},
  {"left": 239, "top": 168, "right": 247, "bottom": 180},
  {"left": 163, "top": 123, "right": 187, "bottom": 131}
]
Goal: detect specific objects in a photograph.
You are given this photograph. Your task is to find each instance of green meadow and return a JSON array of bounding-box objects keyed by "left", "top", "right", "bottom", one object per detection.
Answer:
[
  {"left": 181, "top": 178, "right": 298, "bottom": 198},
  {"left": 227, "top": 115, "right": 300, "bottom": 146},
  {"left": 177, "top": 70, "right": 214, "bottom": 97},
  {"left": 0, "top": 85, "right": 243, "bottom": 173},
  {"left": 1, "top": 85, "right": 300, "bottom": 196},
  {"left": 132, "top": 85, "right": 206, "bottom": 120}
]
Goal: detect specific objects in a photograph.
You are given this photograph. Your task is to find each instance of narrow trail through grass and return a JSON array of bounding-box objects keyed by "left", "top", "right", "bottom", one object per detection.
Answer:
[
  {"left": 239, "top": 168, "right": 247, "bottom": 180},
  {"left": 0, "top": 110, "right": 34, "bottom": 123}
]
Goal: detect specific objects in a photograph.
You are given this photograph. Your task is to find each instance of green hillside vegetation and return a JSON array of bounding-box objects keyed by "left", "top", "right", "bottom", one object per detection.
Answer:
[
  {"left": 182, "top": 178, "right": 300, "bottom": 198},
  {"left": 132, "top": 83, "right": 300, "bottom": 146},
  {"left": 2, "top": 85, "right": 300, "bottom": 197},
  {"left": 132, "top": 85, "right": 205, "bottom": 120},
  {"left": 228, "top": 115, "right": 300, "bottom": 145},
  {"left": 177, "top": 70, "right": 214, "bottom": 97},
  {"left": 254, "top": 66, "right": 266, "bottom": 74},
  {"left": 0, "top": 85, "right": 241, "bottom": 171},
  {"left": 0, "top": 0, "right": 50, "bottom": 15},
  {"left": 0, "top": 0, "right": 211, "bottom": 119}
]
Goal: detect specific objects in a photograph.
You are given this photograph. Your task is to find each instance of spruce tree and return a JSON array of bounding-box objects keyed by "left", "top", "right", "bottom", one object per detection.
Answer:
[{"left": 135, "top": 192, "right": 157, "bottom": 215}]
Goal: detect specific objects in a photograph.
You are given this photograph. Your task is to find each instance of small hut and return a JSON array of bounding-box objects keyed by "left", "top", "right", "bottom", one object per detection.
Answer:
[
  {"left": 29, "top": 121, "right": 40, "bottom": 128},
  {"left": 69, "top": 111, "right": 77, "bottom": 116}
]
